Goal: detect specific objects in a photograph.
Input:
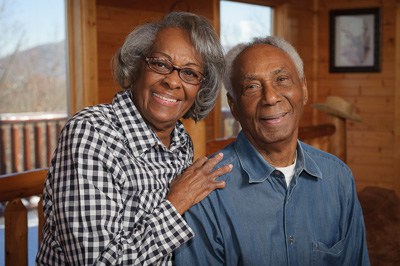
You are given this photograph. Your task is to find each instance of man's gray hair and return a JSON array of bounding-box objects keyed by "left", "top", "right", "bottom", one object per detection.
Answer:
[
  {"left": 113, "top": 12, "right": 225, "bottom": 121},
  {"left": 224, "top": 36, "right": 304, "bottom": 100}
]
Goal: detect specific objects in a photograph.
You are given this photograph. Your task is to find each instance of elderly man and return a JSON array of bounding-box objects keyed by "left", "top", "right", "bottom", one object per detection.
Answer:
[{"left": 175, "top": 36, "right": 370, "bottom": 265}]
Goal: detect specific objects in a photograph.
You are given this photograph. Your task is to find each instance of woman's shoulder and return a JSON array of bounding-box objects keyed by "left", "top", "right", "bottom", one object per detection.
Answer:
[
  {"left": 66, "top": 103, "right": 114, "bottom": 126},
  {"left": 61, "top": 103, "right": 118, "bottom": 138}
]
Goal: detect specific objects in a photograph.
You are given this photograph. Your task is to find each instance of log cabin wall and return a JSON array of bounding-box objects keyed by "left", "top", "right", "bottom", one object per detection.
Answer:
[
  {"left": 95, "top": 0, "right": 218, "bottom": 103},
  {"left": 94, "top": 0, "right": 219, "bottom": 158},
  {"left": 316, "top": 0, "right": 400, "bottom": 195},
  {"left": 68, "top": 0, "right": 400, "bottom": 195},
  {"left": 281, "top": 0, "right": 317, "bottom": 128},
  {"left": 92, "top": 0, "right": 317, "bottom": 158}
]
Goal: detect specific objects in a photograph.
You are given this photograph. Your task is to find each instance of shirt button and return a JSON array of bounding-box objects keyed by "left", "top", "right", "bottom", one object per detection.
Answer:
[{"left": 289, "top": 236, "right": 294, "bottom": 244}]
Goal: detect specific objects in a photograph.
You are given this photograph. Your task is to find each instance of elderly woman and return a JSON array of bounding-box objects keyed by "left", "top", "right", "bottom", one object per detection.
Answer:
[{"left": 36, "top": 12, "right": 231, "bottom": 265}]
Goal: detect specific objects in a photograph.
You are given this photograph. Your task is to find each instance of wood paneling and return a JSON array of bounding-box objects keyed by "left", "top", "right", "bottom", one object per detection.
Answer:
[
  {"left": 93, "top": 0, "right": 217, "bottom": 159},
  {"left": 68, "top": 0, "right": 99, "bottom": 114},
  {"left": 68, "top": 0, "right": 400, "bottom": 194},
  {"left": 317, "top": 0, "right": 398, "bottom": 194},
  {"left": 395, "top": 2, "right": 400, "bottom": 196},
  {"left": 95, "top": 0, "right": 217, "bottom": 105}
]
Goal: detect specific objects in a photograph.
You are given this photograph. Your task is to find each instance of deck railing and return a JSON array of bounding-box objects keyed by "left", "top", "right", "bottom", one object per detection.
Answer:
[{"left": 0, "top": 112, "right": 68, "bottom": 175}]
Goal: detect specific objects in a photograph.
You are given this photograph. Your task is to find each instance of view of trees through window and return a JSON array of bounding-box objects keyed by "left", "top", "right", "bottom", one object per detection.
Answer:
[
  {"left": 220, "top": 0, "right": 272, "bottom": 137},
  {"left": 0, "top": 0, "right": 67, "bottom": 176},
  {"left": 0, "top": 0, "right": 67, "bottom": 114},
  {"left": 0, "top": 0, "right": 68, "bottom": 177},
  {"left": 0, "top": 1, "right": 67, "bottom": 263}
]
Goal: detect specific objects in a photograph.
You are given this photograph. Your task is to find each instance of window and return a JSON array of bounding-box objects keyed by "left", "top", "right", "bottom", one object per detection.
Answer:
[
  {"left": 220, "top": 0, "right": 273, "bottom": 137},
  {"left": 0, "top": 0, "right": 67, "bottom": 114},
  {"left": 0, "top": 1, "right": 67, "bottom": 262},
  {"left": 0, "top": 0, "right": 67, "bottom": 173}
]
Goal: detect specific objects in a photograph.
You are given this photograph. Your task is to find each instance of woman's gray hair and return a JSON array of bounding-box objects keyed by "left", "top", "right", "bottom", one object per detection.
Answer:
[
  {"left": 113, "top": 12, "right": 225, "bottom": 121},
  {"left": 224, "top": 36, "right": 304, "bottom": 100}
]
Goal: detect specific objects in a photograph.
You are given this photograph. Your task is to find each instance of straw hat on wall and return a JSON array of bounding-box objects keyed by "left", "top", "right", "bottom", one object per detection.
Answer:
[{"left": 311, "top": 96, "right": 362, "bottom": 122}]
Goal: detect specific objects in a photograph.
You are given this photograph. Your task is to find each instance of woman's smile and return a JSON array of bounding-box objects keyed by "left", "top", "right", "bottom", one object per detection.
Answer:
[
  {"left": 152, "top": 92, "right": 180, "bottom": 106},
  {"left": 131, "top": 27, "right": 203, "bottom": 133}
]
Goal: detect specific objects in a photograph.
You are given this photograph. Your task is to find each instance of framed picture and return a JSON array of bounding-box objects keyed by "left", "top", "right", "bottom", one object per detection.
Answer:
[{"left": 329, "top": 8, "right": 381, "bottom": 73}]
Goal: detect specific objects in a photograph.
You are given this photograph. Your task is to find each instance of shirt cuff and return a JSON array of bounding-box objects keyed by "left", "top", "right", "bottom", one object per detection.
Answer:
[{"left": 155, "top": 199, "right": 195, "bottom": 251}]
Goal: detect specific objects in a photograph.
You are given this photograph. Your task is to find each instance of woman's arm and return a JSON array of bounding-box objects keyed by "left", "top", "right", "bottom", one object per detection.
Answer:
[
  {"left": 45, "top": 119, "right": 192, "bottom": 265},
  {"left": 40, "top": 118, "right": 231, "bottom": 265}
]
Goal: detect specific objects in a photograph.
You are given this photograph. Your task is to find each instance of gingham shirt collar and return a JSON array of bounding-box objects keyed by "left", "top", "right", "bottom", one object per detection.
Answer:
[
  {"left": 37, "top": 89, "right": 195, "bottom": 265},
  {"left": 114, "top": 90, "right": 190, "bottom": 156}
]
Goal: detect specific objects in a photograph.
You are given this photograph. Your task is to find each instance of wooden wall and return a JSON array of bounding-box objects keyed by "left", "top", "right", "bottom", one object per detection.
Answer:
[
  {"left": 222, "top": 0, "right": 399, "bottom": 195},
  {"left": 68, "top": 0, "right": 400, "bottom": 194},
  {"left": 95, "top": 0, "right": 219, "bottom": 158},
  {"left": 316, "top": 0, "right": 400, "bottom": 194},
  {"left": 223, "top": 0, "right": 317, "bottom": 128},
  {"left": 93, "top": 0, "right": 317, "bottom": 158},
  {"left": 282, "top": 0, "right": 317, "bottom": 127},
  {"left": 95, "top": 0, "right": 218, "bottom": 103}
]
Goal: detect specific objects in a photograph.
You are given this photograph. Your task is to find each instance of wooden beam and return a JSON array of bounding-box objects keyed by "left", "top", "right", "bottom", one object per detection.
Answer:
[
  {"left": 395, "top": 1, "right": 400, "bottom": 197},
  {"left": 182, "top": 119, "right": 206, "bottom": 160},
  {"left": 274, "top": 3, "right": 288, "bottom": 39},
  {"left": 312, "top": 0, "right": 319, "bottom": 125},
  {"left": 326, "top": 115, "right": 346, "bottom": 163},
  {"left": 67, "top": 0, "right": 99, "bottom": 114},
  {"left": 206, "top": 0, "right": 223, "bottom": 140}
]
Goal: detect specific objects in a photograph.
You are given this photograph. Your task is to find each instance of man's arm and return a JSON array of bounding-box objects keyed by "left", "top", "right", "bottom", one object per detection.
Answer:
[
  {"left": 341, "top": 176, "right": 370, "bottom": 265},
  {"left": 175, "top": 198, "right": 227, "bottom": 266}
]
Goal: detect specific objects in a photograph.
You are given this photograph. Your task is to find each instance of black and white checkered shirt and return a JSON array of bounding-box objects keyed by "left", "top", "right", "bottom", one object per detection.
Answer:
[{"left": 36, "top": 90, "right": 195, "bottom": 265}]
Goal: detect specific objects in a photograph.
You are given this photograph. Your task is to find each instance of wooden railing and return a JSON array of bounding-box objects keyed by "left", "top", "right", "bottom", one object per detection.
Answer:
[
  {"left": 0, "top": 168, "right": 48, "bottom": 266},
  {"left": 0, "top": 112, "right": 68, "bottom": 175}
]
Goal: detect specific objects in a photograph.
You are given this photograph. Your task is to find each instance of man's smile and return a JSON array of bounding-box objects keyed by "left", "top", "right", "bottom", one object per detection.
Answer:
[{"left": 261, "top": 112, "right": 288, "bottom": 124}]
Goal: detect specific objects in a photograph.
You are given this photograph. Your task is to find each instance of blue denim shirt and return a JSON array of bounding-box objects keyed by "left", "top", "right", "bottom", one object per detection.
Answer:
[{"left": 175, "top": 131, "right": 370, "bottom": 266}]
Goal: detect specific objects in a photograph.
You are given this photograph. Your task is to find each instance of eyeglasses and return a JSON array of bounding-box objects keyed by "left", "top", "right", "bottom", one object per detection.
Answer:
[{"left": 144, "top": 57, "right": 206, "bottom": 85}]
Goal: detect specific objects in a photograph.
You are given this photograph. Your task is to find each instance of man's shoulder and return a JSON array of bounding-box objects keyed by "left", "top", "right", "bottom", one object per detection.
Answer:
[
  {"left": 208, "top": 142, "right": 239, "bottom": 175},
  {"left": 300, "top": 141, "right": 354, "bottom": 187},
  {"left": 209, "top": 140, "right": 237, "bottom": 161},
  {"left": 300, "top": 141, "right": 347, "bottom": 166}
]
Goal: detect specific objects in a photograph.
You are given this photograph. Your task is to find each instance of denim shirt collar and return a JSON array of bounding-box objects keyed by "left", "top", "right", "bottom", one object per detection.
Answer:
[{"left": 234, "top": 131, "right": 322, "bottom": 184}]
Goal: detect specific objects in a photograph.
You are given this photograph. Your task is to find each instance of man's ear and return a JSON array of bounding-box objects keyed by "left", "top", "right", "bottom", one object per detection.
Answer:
[
  {"left": 227, "top": 92, "right": 239, "bottom": 121},
  {"left": 301, "top": 77, "right": 308, "bottom": 106}
]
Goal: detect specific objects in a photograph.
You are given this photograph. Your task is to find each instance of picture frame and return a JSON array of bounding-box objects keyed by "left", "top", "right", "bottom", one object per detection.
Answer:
[{"left": 329, "top": 8, "right": 381, "bottom": 73}]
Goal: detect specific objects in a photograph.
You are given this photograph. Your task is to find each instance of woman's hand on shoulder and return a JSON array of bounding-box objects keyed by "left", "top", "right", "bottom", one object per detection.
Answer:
[{"left": 166, "top": 153, "right": 232, "bottom": 215}]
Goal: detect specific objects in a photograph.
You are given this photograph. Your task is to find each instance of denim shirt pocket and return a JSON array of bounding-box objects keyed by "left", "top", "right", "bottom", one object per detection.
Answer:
[{"left": 312, "top": 237, "right": 345, "bottom": 265}]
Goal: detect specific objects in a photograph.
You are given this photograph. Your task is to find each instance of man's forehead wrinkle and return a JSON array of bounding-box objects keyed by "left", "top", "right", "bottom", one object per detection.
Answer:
[
  {"left": 242, "top": 67, "right": 287, "bottom": 80},
  {"left": 243, "top": 75, "right": 257, "bottom": 80},
  {"left": 274, "top": 67, "right": 286, "bottom": 74}
]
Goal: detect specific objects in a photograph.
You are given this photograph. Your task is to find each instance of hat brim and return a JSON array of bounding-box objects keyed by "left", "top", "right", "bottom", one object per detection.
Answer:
[{"left": 311, "top": 103, "right": 362, "bottom": 122}]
